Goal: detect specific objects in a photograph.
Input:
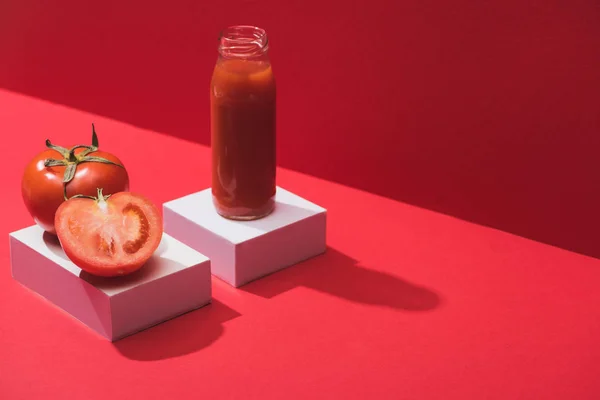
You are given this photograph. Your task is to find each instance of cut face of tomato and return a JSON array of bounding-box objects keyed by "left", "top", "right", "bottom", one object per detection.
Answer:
[{"left": 55, "top": 191, "right": 163, "bottom": 277}]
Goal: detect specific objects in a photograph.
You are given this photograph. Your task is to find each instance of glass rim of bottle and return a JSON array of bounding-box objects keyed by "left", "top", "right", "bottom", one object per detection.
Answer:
[{"left": 218, "top": 25, "right": 269, "bottom": 59}]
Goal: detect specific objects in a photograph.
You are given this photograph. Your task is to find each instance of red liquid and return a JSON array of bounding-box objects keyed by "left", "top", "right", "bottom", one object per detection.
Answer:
[{"left": 210, "top": 58, "right": 276, "bottom": 219}]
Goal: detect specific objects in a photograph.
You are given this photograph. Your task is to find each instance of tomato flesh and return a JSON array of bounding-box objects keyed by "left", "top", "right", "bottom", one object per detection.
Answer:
[{"left": 55, "top": 192, "right": 163, "bottom": 277}]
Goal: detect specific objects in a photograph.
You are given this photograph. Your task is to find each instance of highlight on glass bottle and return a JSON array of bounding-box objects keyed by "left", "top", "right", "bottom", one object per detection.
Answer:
[{"left": 210, "top": 26, "right": 276, "bottom": 220}]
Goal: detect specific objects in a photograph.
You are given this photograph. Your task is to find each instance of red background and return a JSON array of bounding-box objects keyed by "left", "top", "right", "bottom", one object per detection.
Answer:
[
  {"left": 1, "top": 1, "right": 600, "bottom": 399},
  {"left": 2, "top": 0, "right": 599, "bottom": 258}
]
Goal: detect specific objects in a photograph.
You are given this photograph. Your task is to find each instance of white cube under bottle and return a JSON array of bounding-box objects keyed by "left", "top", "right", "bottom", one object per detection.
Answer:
[{"left": 163, "top": 187, "right": 327, "bottom": 287}]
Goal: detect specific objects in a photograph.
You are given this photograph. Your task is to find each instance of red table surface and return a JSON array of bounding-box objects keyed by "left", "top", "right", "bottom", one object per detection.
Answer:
[{"left": 1, "top": 90, "right": 599, "bottom": 399}]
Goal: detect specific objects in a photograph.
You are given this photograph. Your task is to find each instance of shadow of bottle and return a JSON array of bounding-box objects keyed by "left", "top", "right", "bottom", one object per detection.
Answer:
[{"left": 242, "top": 247, "right": 441, "bottom": 311}]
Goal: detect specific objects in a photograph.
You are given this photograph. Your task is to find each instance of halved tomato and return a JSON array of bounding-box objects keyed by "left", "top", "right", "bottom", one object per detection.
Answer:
[{"left": 55, "top": 189, "right": 163, "bottom": 277}]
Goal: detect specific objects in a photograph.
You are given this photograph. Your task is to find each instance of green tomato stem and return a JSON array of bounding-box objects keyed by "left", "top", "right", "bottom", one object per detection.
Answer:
[{"left": 44, "top": 124, "right": 125, "bottom": 201}]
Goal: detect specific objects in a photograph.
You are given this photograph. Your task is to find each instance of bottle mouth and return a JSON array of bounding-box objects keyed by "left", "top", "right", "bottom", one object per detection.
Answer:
[{"left": 219, "top": 25, "right": 269, "bottom": 58}]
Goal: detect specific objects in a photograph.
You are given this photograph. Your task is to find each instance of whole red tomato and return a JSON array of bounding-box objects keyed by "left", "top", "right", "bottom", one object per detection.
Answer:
[{"left": 21, "top": 125, "right": 129, "bottom": 234}]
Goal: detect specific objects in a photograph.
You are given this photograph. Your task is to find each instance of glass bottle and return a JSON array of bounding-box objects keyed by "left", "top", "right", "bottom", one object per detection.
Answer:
[{"left": 210, "top": 25, "right": 276, "bottom": 220}]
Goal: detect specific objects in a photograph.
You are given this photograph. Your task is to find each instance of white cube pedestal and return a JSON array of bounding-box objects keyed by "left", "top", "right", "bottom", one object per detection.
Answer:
[
  {"left": 163, "top": 187, "right": 327, "bottom": 287},
  {"left": 9, "top": 225, "right": 212, "bottom": 341}
]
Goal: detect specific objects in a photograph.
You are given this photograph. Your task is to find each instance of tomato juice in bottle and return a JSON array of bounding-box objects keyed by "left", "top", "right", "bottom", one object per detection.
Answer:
[{"left": 210, "top": 26, "right": 276, "bottom": 220}]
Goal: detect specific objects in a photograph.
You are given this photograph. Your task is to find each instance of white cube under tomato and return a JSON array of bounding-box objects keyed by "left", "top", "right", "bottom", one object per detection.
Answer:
[{"left": 9, "top": 225, "right": 211, "bottom": 341}]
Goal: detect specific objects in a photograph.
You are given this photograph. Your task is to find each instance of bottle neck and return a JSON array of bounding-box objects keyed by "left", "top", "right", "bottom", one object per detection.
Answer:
[{"left": 218, "top": 26, "right": 269, "bottom": 60}]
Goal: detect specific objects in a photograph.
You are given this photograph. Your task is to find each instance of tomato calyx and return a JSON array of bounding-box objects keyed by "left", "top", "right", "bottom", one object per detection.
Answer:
[
  {"left": 43, "top": 124, "right": 125, "bottom": 200},
  {"left": 70, "top": 187, "right": 113, "bottom": 202}
]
